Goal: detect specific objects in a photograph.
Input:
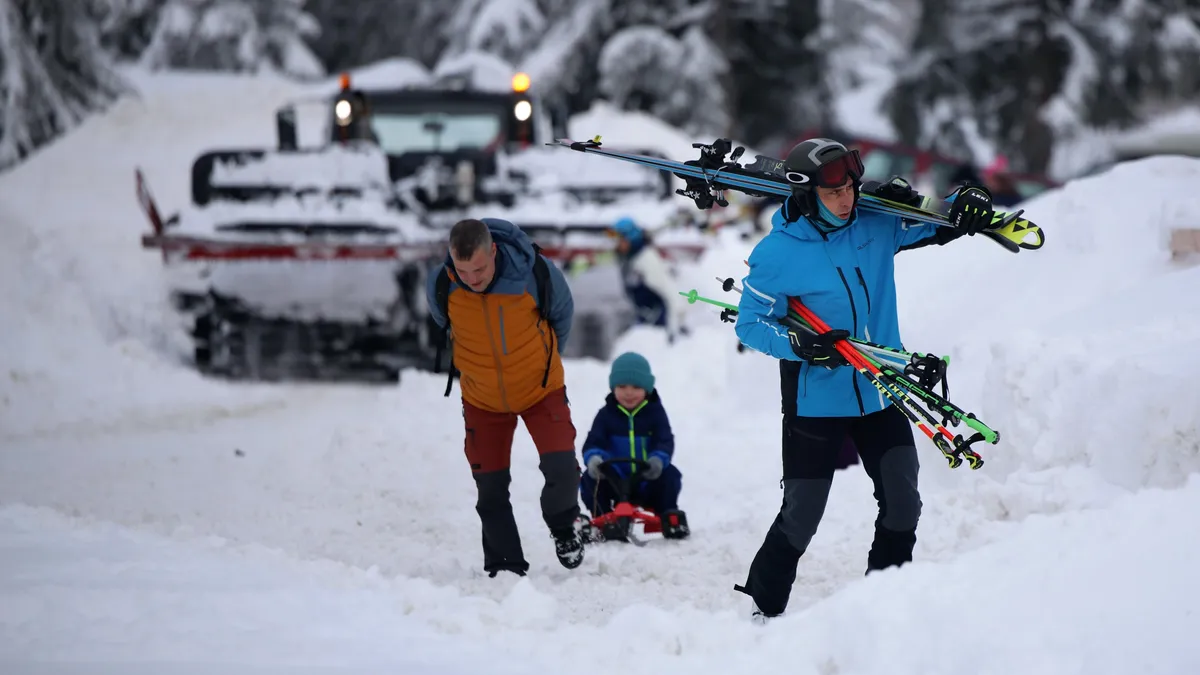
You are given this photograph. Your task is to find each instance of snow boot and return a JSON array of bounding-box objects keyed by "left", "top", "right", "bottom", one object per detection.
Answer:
[
  {"left": 661, "top": 509, "right": 690, "bottom": 539},
  {"left": 575, "top": 515, "right": 604, "bottom": 544},
  {"left": 749, "top": 600, "right": 776, "bottom": 626},
  {"left": 600, "top": 518, "right": 630, "bottom": 543},
  {"left": 734, "top": 583, "right": 779, "bottom": 625},
  {"left": 551, "top": 527, "right": 584, "bottom": 569},
  {"left": 488, "top": 568, "right": 526, "bottom": 578}
]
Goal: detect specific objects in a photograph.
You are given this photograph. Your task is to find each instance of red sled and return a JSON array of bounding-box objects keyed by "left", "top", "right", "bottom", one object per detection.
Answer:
[{"left": 580, "top": 458, "right": 689, "bottom": 545}]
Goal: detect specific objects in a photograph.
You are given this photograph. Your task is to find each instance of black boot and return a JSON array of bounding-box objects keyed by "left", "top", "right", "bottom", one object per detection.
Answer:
[
  {"left": 551, "top": 527, "right": 584, "bottom": 569},
  {"left": 866, "top": 525, "right": 916, "bottom": 573},
  {"left": 488, "top": 568, "right": 527, "bottom": 578},
  {"left": 661, "top": 509, "right": 690, "bottom": 539},
  {"left": 576, "top": 515, "right": 604, "bottom": 544}
]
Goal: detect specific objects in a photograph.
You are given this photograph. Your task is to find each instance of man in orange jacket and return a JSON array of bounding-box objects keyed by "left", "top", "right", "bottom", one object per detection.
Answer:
[{"left": 426, "top": 217, "right": 584, "bottom": 576}]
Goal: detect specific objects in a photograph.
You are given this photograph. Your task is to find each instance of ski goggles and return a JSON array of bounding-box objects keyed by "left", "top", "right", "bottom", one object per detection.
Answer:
[{"left": 785, "top": 149, "right": 865, "bottom": 188}]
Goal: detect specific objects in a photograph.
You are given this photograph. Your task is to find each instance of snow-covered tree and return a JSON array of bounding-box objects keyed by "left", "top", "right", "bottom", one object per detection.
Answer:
[
  {"left": 95, "top": 0, "right": 166, "bottom": 60},
  {"left": 718, "top": 0, "right": 825, "bottom": 148},
  {"left": 514, "top": 0, "right": 615, "bottom": 116},
  {"left": 440, "top": 0, "right": 722, "bottom": 134},
  {"left": 813, "top": 0, "right": 914, "bottom": 138},
  {"left": 139, "top": 0, "right": 324, "bottom": 78},
  {"left": 597, "top": 24, "right": 730, "bottom": 135},
  {"left": 888, "top": 0, "right": 1200, "bottom": 176},
  {"left": 304, "top": 0, "right": 456, "bottom": 72},
  {"left": 0, "top": 0, "right": 129, "bottom": 171},
  {"left": 441, "top": 0, "right": 547, "bottom": 65}
]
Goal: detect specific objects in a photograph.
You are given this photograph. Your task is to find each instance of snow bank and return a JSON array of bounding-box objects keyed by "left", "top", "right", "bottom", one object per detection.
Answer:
[
  {"left": 0, "top": 504, "right": 543, "bottom": 674},
  {"left": 1111, "top": 106, "right": 1200, "bottom": 157},
  {"left": 882, "top": 156, "right": 1200, "bottom": 496},
  {"left": 0, "top": 69, "right": 307, "bottom": 439},
  {"left": 4, "top": 474, "right": 1198, "bottom": 674}
]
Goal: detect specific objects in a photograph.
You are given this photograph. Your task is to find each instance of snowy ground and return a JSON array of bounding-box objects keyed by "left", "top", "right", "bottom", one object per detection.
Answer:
[{"left": 2, "top": 69, "right": 1200, "bottom": 674}]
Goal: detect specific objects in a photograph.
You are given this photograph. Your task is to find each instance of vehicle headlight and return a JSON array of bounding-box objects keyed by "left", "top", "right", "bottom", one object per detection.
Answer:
[
  {"left": 513, "top": 100, "right": 532, "bottom": 122},
  {"left": 334, "top": 99, "right": 352, "bottom": 124}
]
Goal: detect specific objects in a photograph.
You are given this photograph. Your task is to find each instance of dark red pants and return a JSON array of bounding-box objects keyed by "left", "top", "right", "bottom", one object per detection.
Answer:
[
  {"left": 461, "top": 387, "right": 581, "bottom": 574},
  {"left": 463, "top": 386, "right": 579, "bottom": 472}
]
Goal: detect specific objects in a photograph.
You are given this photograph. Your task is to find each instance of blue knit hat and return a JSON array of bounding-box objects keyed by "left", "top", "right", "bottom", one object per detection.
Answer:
[{"left": 609, "top": 351, "right": 655, "bottom": 392}]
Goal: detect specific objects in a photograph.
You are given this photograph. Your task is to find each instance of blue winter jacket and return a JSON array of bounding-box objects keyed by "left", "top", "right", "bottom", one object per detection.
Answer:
[
  {"left": 582, "top": 391, "right": 675, "bottom": 478},
  {"left": 734, "top": 198, "right": 943, "bottom": 417}
]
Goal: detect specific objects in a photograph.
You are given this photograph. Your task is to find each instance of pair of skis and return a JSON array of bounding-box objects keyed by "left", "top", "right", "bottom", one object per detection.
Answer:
[
  {"left": 549, "top": 134, "right": 1019, "bottom": 468},
  {"left": 548, "top": 136, "right": 1045, "bottom": 254},
  {"left": 683, "top": 281, "right": 998, "bottom": 470}
]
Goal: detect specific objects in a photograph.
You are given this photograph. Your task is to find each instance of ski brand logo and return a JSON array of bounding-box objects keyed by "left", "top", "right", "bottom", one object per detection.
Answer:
[{"left": 857, "top": 237, "right": 875, "bottom": 250}]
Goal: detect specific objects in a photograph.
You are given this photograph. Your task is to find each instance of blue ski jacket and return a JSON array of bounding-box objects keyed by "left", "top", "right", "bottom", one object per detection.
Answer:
[
  {"left": 734, "top": 198, "right": 943, "bottom": 417},
  {"left": 582, "top": 391, "right": 675, "bottom": 479}
]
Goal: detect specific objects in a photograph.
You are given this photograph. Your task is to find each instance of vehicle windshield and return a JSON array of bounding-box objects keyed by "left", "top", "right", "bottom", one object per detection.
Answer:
[{"left": 368, "top": 105, "right": 505, "bottom": 155}]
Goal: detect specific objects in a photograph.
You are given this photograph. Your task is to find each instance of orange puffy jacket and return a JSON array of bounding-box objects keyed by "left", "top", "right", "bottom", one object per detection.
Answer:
[{"left": 426, "top": 219, "right": 575, "bottom": 413}]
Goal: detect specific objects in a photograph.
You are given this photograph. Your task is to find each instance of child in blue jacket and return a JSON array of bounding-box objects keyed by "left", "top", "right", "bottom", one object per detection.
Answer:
[{"left": 580, "top": 352, "right": 688, "bottom": 540}]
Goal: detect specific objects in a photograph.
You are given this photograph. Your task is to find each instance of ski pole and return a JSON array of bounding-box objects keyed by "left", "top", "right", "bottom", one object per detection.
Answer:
[
  {"left": 681, "top": 286, "right": 918, "bottom": 368},
  {"left": 783, "top": 308, "right": 919, "bottom": 372},
  {"left": 782, "top": 313, "right": 999, "bottom": 445},
  {"left": 782, "top": 312, "right": 973, "bottom": 469},
  {"left": 872, "top": 362, "right": 999, "bottom": 444},
  {"left": 720, "top": 273, "right": 995, "bottom": 448},
  {"left": 785, "top": 298, "right": 984, "bottom": 470},
  {"left": 704, "top": 279, "right": 925, "bottom": 369},
  {"left": 716, "top": 274, "right": 997, "bottom": 458}
]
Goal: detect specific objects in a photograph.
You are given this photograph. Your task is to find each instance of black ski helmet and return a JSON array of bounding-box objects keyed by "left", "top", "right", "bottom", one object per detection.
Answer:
[
  {"left": 783, "top": 138, "right": 865, "bottom": 195},
  {"left": 781, "top": 138, "right": 865, "bottom": 226}
]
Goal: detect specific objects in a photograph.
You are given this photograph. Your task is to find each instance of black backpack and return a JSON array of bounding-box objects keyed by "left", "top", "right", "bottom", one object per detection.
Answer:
[{"left": 432, "top": 243, "right": 556, "bottom": 397}]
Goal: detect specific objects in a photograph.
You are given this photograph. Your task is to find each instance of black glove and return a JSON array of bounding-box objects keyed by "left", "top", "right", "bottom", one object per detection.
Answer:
[
  {"left": 870, "top": 176, "right": 922, "bottom": 206},
  {"left": 788, "top": 327, "right": 850, "bottom": 369},
  {"left": 947, "top": 185, "right": 995, "bottom": 235}
]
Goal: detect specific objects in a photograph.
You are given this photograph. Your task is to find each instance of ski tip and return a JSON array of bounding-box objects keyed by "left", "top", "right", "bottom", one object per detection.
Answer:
[{"left": 548, "top": 137, "right": 603, "bottom": 151}]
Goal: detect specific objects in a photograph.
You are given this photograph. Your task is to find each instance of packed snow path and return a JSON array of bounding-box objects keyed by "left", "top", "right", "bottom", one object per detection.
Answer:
[{"left": 3, "top": 68, "right": 1200, "bottom": 673}]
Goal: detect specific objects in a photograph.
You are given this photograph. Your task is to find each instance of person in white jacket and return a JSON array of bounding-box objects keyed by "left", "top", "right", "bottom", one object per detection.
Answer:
[{"left": 611, "top": 216, "right": 689, "bottom": 343}]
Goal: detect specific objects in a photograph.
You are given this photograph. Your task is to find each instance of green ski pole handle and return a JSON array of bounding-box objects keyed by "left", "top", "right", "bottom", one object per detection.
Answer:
[{"left": 679, "top": 289, "right": 738, "bottom": 311}]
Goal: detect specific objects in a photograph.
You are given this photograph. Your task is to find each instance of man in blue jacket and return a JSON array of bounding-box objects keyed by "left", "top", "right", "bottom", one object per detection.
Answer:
[{"left": 733, "top": 138, "right": 996, "bottom": 621}]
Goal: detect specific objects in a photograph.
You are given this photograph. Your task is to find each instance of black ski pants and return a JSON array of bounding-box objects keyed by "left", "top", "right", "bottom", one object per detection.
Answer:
[{"left": 737, "top": 361, "right": 923, "bottom": 617}]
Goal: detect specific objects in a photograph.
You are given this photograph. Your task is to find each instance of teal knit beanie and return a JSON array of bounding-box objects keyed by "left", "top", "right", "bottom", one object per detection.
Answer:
[{"left": 609, "top": 352, "right": 655, "bottom": 392}]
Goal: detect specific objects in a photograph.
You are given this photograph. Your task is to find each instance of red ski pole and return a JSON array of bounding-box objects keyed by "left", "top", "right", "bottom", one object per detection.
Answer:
[{"left": 785, "top": 297, "right": 982, "bottom": 469}]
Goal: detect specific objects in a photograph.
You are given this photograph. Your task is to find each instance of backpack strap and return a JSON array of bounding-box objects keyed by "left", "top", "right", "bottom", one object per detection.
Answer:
[
  {"left": 531, "top": 244, "right": 553, "bottom": 321},
  {"left": 432, "top": 266, "right": 458, "bottom": 397},
  {"left": 436, "top": 245, "right": 558, "bottom": 397},
  {"left": 529, "top": 244, "right": 556, "bottom": 388}
]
